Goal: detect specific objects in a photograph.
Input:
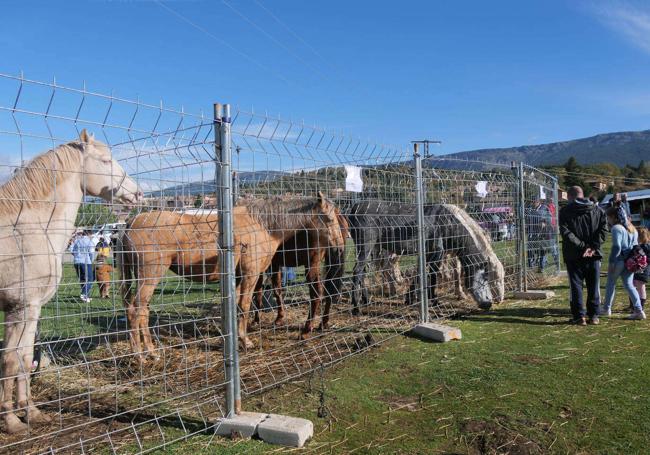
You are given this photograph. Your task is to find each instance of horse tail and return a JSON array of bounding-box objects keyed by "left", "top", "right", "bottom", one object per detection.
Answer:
[{"left": 116, "top": 223, "right": 136, "bottom": 305}]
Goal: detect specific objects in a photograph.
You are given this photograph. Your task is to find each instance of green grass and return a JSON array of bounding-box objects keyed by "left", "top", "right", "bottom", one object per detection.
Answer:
[{"left": 151, "top": 276, "right": 650, "bottom": 454}]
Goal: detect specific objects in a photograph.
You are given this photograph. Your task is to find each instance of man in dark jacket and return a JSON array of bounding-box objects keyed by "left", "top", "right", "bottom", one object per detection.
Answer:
[{"left": 559, "top": 186, "right": 607, "bottom": 325}]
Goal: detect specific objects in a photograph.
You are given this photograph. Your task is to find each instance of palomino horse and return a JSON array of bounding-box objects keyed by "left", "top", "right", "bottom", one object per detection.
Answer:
[
  {"left": 119, "top": 193, "right": 345, "bottom": 358},
  {"left": 251, "top": 209, "right": 349, "bottom": 334},
  {"left": 0, "top": 130, "right": 141, "bottom": 434},
  {"left": 347, "top": 202, "right": 505, "bottom": 314}
]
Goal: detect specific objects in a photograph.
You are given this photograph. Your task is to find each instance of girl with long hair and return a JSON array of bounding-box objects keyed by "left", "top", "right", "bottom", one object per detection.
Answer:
[{"left": 602, "top": 204, "right": 644, "bottom": 319}]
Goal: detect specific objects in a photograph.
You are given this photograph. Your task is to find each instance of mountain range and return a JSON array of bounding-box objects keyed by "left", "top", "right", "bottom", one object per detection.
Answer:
[
  {"left": 442, "top": 129, "right": 650, "bottom": 167},
  {"left": 148, "top": 129, "right": 649, "bottom": 195}
]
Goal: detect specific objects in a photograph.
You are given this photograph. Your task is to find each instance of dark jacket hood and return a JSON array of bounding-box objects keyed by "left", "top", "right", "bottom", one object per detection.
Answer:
[{"left": 567, "top": 198, "right": 597, "bottom": 214}]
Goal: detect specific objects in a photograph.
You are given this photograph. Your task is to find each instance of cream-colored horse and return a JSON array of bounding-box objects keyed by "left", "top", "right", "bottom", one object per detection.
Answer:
[{"left": 0, "top": 130, "right": 141, "bottom": 434}]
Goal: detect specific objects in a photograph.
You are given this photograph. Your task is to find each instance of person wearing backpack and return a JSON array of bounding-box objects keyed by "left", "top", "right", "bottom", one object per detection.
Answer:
[
  {"left": 602, "top": 204, "right": 644, "bottom": 320},
  {"left": 632, "top": 227, "right": 650, "bottom": 311}
]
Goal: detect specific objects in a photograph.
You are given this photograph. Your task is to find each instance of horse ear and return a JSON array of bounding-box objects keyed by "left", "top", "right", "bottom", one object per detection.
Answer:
[
  {"left": 317, "top": 191, "right": 327, "bottom": 206},
  {"left": 79, "top": 129, "right": 94, "bottom": 145}
]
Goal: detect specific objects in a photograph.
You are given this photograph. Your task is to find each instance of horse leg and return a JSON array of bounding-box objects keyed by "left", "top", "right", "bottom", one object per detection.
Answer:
[
  {"left": 300, "top": 265, "right": 322, "bottom": 339},
  {"left": 125, "top": 301, "right": 144, "bottom": 361},
  {"left": 251, "top": 275, "right": 264, "bottom": 328},
  {"left": 352, "top": 247, "right": 371, "bottom": 316},
  {"left": 427, "top": 251, "right": 442, "bottom": 306},
  {"left": 320, "top": 277, "right": 338, "bottom": 331},
  {"left": 237, "top": 273, "right": 258, "bottom": 350},
  {"left": 454, "top": 257, "right": 467, "bottom": 300},
  {"left": 320, "top": 271, "right": 335, "bottom": 330},
  {"left": 15, "top": 304, "right": 50, "bottom": 427},
  {"left": 126, "top": 283, "right": 156, "bottom": 362},
  {"left": 1, "top": 313, "right": 28, "bottom": 434},
  {"left": 139, "top": 297, "right": 158, "bottom": 361},
  {"left": 272, "top": 270, "right": 285, "bottom": 325},
  {"left": 124, "top": 256, "right": 166, "bottom": 361}
]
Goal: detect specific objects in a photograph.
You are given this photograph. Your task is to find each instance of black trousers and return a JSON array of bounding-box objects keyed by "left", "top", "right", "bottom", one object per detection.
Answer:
[{"left": 565, "top": 259, "right": 601, "bottom": 319}]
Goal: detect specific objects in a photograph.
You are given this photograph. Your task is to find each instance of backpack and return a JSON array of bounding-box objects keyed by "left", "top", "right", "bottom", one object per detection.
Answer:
[{"left": 625, "top": 245, "right": 648, "bottom": 273}]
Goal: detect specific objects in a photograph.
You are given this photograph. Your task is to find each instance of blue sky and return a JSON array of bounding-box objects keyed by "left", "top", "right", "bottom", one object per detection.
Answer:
[{"left": 1, "top": 0, "right": 650, "bottom": 157}]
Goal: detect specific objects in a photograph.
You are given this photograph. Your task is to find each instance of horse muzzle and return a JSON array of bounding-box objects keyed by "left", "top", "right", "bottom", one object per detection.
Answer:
[{"left": 478, "top": 301, "right": 493, "bottom": 310}]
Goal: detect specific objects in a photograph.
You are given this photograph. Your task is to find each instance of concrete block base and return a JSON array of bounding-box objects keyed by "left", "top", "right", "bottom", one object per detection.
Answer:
[
  {"left": 412, "top": 323, "right": 462, "bottom": 342},
  {"left": 513, "top": 290, "right": 555, "bottom": 300},
  {"left": 257, "top": 414, "right": 313, "bottom": 448},
  {"left": 215, "top": 412, "right": 267, "bottom": 439},
  {"left": 215, "top": 412, "right": 313, "bottom": 447}
]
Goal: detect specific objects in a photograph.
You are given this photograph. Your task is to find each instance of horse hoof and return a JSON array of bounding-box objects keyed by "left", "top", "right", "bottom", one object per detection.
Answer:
[
  {"left": 351, "top": 308, "right": 360, "bottom": 316},
  {"left": 240, "top": 338, "right": 255, "bottom": 350},
  {"left": 299, "top": 331, "right": 311, "bottom": 340},
  {"left": 318, "top": 322, "right": 330, "bottom": 331},
  {"left": 274, "top": 316, "right": 285, "bottom": 326},
  {"left": 5, "top": 416, "right": 28, "bottom": 434},
  {"left": 27, "top": 409, "right": 51, "bottom": 424},
  {"left": 135, "top": 354, "right": 148, "bottom": 365}
]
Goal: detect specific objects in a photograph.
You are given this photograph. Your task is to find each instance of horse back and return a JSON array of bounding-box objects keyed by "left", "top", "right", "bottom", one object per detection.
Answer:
[{"left": 124, "top": 211, "right": 222, "bottom": 281}]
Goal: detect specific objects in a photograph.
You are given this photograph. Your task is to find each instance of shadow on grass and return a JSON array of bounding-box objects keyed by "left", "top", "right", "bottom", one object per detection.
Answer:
[{"left": 460, "top": 305, "right": 570, "bottom": 326}]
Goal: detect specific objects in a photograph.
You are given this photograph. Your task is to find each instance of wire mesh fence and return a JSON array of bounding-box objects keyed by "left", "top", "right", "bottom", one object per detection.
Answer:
[
  {"left": 0, "top": 73, "right": 227, "bottom": 454},
  {"left": 0, "top": 72, "right": 559, "bottom": 453}
]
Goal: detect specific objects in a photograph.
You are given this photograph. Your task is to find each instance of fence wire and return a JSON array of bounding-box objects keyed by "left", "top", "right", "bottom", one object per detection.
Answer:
[
  {"left": 0, "top": 73, "right": 559, "bottom": 453},
  {"left": 0, "top": 73, "right": 227, "bottom": 454}
]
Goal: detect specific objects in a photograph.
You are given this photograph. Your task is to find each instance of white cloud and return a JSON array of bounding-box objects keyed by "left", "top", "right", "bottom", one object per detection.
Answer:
[{"left": 589, "top": 1, "right": 650, "bottom": 55}]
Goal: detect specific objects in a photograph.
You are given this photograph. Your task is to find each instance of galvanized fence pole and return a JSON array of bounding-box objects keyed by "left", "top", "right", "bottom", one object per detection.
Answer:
[
  {"left": 215, "top": 103, "right": 241, "bottom": 416},
  {"left": 518, "top": 161, "right": 529, "bottom": 292},
  {"left": 413, "top": 143, "right": 429, "bottom": 323}
]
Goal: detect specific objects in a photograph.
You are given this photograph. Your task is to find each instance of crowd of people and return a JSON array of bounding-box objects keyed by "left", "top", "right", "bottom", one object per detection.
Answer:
[
  {"left": 560, "top": 186, "right": 649, "bottom": 325},
  {"left": 68, "top": 231, "right": 113, "bottom": 302},
  {"left": 526, "top": 199, "right": 559, "bottom": 272}
]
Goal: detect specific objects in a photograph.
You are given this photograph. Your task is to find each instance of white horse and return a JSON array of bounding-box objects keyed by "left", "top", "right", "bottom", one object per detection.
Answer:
[{"left": 0, "top": 130, "right": 141, "bottom": 434}]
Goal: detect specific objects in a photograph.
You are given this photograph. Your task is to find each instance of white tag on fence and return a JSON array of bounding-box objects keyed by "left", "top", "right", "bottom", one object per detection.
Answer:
[
  {"left": 345, "top": 165, "right": 363, "bottom": 192},
  {"left": 475, "top": 181, "right": 488, "bottom": 198},
  {"left": 539, "top": 185, "right": 547, "bottom": 200}
]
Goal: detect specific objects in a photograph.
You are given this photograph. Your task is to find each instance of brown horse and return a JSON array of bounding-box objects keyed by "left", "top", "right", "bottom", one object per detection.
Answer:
[
  {"left": 119, "top": 193, "right": 345, "bottom": 359},
  {"left": 252, "top": 209, "right": 349, "bottom": 335}
]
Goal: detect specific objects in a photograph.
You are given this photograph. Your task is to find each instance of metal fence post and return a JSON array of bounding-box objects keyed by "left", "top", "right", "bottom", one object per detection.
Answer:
[
  {"left": 215, "top": 103, "right": 241, "bottom": 416},
  {"left": 413, "top": 143, "right": 429, "bottom": 323},
  {"left": 517, "top": 161, "right": 529, "bottom": 292}
]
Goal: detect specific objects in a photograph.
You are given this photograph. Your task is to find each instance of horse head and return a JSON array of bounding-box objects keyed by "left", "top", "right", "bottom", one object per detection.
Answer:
[
  {"left": 487, "top": 253, "right": 505, "bottom": 305},
  {"left": 447, "top": 204, "right": 505, "bottom": 310},
  {"left": 77, "top": 129, "right": 142, "bottom": 206},
  {"left": 311, "top": 191, "right": 346, "bottom": 255},
  {"left": 462, "top": 258, "right": 494, "bottom": 310}
]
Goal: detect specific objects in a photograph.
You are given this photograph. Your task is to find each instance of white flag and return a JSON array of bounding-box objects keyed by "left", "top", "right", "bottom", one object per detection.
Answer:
[
  {"left": 539, "top": 185, "right": 547, "bottom": 200},
  {"left": 345, "top": 165, "right": 363, "bottom": 192},
  {"left": 475, "top": 181, "right": 488, "bottom": 198}
]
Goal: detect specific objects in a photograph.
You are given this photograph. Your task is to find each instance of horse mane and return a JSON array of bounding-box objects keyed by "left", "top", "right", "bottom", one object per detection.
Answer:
[
  {"left": 441, "top": 204, "right": 505, "bottom": 301},
  {"left": 335, "top": 208, "right": 350, "bottom": 239},
  {"left": 240, "top": 196, "right": 326, "bottom": 232},
  {"left": 0, "top": 142, "right": 83, "bottom": 212},
  {"left": 440, "top": 204, "right": 493, "bottom": 256}
]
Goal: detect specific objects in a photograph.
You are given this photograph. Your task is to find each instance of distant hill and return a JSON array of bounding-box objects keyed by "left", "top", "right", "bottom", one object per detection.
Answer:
[
  {"left": 148, "top": 170, "right": 288, "bottom": 196},
  {"left": 443, "top": 130, "right": 650, "bottom": 167}
]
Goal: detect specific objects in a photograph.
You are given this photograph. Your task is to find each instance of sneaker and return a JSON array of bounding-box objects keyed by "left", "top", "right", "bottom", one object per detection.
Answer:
[
  {"left": 627, "top": 311, "right": 647, "bottom": 320},
  {"left": 600, "top": 307, "right": 612, "bottom": 317},
  {"left": 588, "top": 317, "right": 600, "bottom": 325},
  {"left": 570, "top": 317, "right": 587, "bottom": 326}
]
